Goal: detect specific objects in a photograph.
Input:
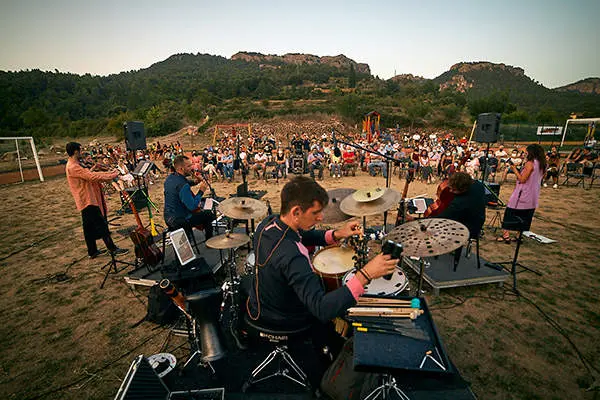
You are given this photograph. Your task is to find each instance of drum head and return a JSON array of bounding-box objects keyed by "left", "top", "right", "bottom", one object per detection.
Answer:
[
  {"left": 313, "top": 246, "right": 356, "bottom": 275},
  {"left": 343, "top": 268, "right": 408, "bottom": 296}
]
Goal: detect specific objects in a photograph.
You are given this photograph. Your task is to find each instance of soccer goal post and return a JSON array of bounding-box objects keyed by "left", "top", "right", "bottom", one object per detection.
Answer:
[{"left": 0, "top": 137, "right": 44, "bottom": 183}]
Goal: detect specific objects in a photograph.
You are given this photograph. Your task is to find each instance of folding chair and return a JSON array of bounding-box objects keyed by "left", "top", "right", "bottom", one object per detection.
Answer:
[
  {"left": 585, "top": 163, "right": 600, "bottom": 189},
  {"left": 561, "top": 163, "right": 586, "bottom": 187}
]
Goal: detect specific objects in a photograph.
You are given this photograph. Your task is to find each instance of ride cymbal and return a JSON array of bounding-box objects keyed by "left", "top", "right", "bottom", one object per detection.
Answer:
[
  {"left": 218, "top": 197, "right": 268, "bottom": 220},
  {"left": 385, "top": 218, "right": 469, "bottom": 257},
  {"left": 205, "top": 232, "right": 251, "bottom": 249},
  {"left": 340, "top": 188, "right": 401, "bottom": 217}
]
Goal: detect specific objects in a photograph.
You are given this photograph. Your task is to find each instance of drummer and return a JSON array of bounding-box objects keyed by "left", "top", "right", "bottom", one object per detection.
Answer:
[{"left": 246, "top": 176, "right": 398, "bottom": 345}]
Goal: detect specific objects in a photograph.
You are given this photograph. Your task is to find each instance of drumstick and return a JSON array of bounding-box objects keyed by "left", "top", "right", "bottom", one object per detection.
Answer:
[
  {"left": 357, "top": 298, "right": 414, "bottom": 305},
  {"left": 348, "top": 311, "right": 421, "bottom": 320},
  {"left": 348, "top": 307, "right": 420, "bottom": 314}
]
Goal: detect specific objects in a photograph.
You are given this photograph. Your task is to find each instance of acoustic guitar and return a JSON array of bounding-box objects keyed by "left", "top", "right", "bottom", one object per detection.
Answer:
[
  {"left": 395, "top": 167, "right": 415, "bottom": 226},
  {"left": 121, "top": 191, "right": 162, "bottom": 266}
]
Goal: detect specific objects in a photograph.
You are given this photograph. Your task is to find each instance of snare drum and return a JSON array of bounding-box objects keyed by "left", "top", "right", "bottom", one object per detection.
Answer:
[
  {"left": 343, "top": 268, "right": 408, "bottom": 296},
  {"left": 312, "top": 246, "right": 356, "bottom": 292}
]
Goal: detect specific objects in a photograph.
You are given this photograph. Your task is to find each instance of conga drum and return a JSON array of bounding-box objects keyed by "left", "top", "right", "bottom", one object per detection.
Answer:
[{"left": 312, "top": 246, "right": 356, "bottom": 292}]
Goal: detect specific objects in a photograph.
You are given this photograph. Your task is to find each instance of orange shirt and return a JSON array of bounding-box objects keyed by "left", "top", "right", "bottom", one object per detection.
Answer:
[{"left": 66, "top": 159, "right": 118, "bottom": 215}]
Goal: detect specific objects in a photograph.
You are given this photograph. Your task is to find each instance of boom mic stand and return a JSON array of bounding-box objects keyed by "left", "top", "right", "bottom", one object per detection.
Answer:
[{"left": 332, "top": 128, "right": 402, "bottom": 234}]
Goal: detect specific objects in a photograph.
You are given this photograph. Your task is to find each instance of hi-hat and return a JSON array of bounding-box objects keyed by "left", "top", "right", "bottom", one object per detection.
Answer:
[
  {"left": 218, "top": 197, "right": 267, "bottom": 220},
  {"left": 353, "top": 187, "right": 386, "bottom": 202},
  {"left": 385, "top": 218, "right": 469, "bottom": 257},
  {"left": 206, "top": 232, "right": 251, "bottom": 249},
  {"left": 323, "top": 188, "right": 356, "bottom": 224},
  {"left": 340, "top": 188, "right": 401, "bottom": 217}
]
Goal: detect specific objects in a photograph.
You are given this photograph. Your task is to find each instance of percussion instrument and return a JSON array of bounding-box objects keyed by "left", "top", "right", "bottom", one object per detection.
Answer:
[
  {"left": 343, "top": 268, "right": 408, "bottom": 296},
  {"left": 385, "top": 218, "right": 469, "bottom": 258},
  {"left": 352, "top": 187, "right": 386, "bottom": 202},
  {"left": 323, "top": 188, "right": 355, "bottom": 224},
  {"left": 186, "top": 287, "right": 228, "bottom": 362},
  {"left": 218, "top": 196, "right": 267, "bottom": 220},
  {"left": 312, "top": 246, "right": 356, "bottom": 292},
  {"left": 205, "top": 231, "right": 251, "bottom": 249},
  {"left": 340, "top": 188, "right": 401, "bottom": 217}
]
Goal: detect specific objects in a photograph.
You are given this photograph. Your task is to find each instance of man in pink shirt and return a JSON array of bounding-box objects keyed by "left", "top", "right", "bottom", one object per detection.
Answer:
[{"left": 65, "top": 142, "right": 129, "bottom": 259}]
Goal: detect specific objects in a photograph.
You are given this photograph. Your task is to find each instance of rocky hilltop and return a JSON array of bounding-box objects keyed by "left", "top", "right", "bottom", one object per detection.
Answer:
[
  {"left": 555, "top": 77, "right": 600, "bottom": 94},
  {"left": 231, "top": 51, "right": 370, "bottom": 74},
  {"left": 389, "top": 73, "right": 426, "bottom": 84}
]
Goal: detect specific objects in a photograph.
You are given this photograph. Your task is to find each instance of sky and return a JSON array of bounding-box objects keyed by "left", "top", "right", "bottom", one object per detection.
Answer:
[{"left": 0, "top": 0, "right": 598, "bottom": 88}]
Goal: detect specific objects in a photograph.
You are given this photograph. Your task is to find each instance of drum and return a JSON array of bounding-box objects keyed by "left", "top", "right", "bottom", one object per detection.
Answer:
[
  {"left": 312, "top": 246, "right": 356, "bottom": 292},
  {"left": 342, "top": 268, "right": 409, "bottom": 296}
]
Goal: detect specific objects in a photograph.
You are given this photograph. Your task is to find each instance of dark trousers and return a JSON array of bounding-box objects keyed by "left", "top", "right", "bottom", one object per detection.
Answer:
[
  {"left": 81, "top": 205, "right": 116, "bottom": 256},
  {"left": 188, "top": 210, "right": 216, "bottom": 239}
]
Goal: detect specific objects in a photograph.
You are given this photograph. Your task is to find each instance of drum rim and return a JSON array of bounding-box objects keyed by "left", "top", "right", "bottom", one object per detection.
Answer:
[{"left": 312, "top": 245, "right": 356, "bottom": 275}]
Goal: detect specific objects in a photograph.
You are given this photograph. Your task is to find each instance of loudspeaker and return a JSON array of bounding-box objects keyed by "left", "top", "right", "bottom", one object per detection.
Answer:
[
  {"left": 474, "top": 113, "right": 501, "bottom": 143},
  {"left": 483, "top": 181, "right": 500, "bottom": 205},
  {"left": 124, "top": 121, "right": 147, "bottom": 151}
]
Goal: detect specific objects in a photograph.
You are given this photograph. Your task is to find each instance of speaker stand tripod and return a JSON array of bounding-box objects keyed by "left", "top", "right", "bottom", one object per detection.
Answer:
[{"left": 496, "top": 230, "right": 542, "bottom": 293}]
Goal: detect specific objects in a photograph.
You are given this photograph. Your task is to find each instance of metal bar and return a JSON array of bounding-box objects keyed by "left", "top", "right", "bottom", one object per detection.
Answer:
[{"left": 15, "top": 139, "right": 23, "bottom": 183}]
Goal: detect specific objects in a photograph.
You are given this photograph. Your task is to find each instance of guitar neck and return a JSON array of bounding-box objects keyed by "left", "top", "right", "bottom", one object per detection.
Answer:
[{"left": 122, "top": 191, "right": 144, "bottom": 230}]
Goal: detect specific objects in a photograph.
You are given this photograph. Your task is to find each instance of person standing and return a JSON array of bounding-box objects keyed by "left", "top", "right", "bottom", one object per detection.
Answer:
[
  {"left": 498, "top": 144, "right": 547, "bottom": 243},
  {"left": 65, "top": 142, "right": 129, "bottom": 259}
]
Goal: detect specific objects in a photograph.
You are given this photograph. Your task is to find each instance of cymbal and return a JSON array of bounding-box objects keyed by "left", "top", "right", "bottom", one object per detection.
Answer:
[
  {"left": 206, "top": 232, "right": 251, "bottom": 249},
  {"left": 353, "top": 187, "right": 385, "bottom": 202},
  {"left": 385, "top": 218, "right": 469, "bottom": 257},
  {"left": 218, "top": 197, "right": 267, "bottom": 220},
  {"left": 340, "top": 188, "right": 401, "bottom": 217},
  {"left": 323, "top": 188, "right": 355, "bottom": 224}
]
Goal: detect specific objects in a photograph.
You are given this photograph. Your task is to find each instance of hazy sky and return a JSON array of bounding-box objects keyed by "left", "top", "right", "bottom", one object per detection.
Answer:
[{"left": 1, "top": 0, "right": 598, "bottom": 88}]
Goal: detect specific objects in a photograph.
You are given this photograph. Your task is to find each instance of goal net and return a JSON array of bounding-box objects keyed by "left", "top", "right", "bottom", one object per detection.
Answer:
[{"left": 0, "top": 137, "right": 44, "bottom": 183}]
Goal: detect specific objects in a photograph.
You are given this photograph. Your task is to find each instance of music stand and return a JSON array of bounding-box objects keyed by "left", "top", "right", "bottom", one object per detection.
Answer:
[
  {"left": 495, "top": 216, "right": 542, "bottom": 293},
  {"left": 100, "top": 249, "right": 137, "bottom": 289}
]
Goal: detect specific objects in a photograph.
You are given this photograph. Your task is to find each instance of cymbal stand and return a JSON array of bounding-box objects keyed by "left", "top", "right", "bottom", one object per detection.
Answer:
[
  {"left": 220, "top": 246, "right": 246, "bottom": 349},
  {"left": 363, "top": 374, "right": 410, "bottom": 400},
  {"left": 348, "top": 234, "right": 370, "bottom": 270}
]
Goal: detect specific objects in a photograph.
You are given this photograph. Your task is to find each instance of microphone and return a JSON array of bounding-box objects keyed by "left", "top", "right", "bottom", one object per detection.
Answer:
[{"left": 332, "top": 128, "right": 342, "bottom": 158}]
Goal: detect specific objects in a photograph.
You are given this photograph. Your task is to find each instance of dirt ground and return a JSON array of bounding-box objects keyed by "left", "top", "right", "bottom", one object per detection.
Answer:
[{"left": 0, "top": 163, "right": 599, "bottom": 399}]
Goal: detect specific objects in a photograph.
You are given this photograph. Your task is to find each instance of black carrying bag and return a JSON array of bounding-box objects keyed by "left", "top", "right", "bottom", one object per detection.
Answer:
[{"left": 144, "top": 284, "right": 179, "bottom": 325}]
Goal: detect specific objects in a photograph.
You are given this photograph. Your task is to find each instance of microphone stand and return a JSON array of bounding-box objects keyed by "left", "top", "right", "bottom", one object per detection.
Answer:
[{"left": 332, "top": 128, "right": 404, "bottom": 234}]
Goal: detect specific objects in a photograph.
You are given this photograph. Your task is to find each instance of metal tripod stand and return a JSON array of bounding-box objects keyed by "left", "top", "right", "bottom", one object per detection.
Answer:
[{"left": 364, "top": 374, "right": 411, "bottom": 400}]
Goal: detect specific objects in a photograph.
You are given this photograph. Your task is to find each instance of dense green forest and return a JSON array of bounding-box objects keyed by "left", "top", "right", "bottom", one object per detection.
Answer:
[{"left": 0, "top": 53, "right": 598, "bottom": 143}]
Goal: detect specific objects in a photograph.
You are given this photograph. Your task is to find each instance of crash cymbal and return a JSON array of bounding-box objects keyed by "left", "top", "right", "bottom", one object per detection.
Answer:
[
  {"left": 205, "top": 232, "right": 251, "bottom": 249},
  {"left": 340, "top": 188, "right": 401, "bottom": 217},
  {"left": 385, "top": 218, "right": 469, "bottom": 258},
  {"left": 323, "top": 188, "right": 356, "bottom": 224},
  {"left": 353, "top": 187, "right": 386, "bottom": 202},
  {"left": 218, "top": 197, "right": 268, "bottom": 220}
]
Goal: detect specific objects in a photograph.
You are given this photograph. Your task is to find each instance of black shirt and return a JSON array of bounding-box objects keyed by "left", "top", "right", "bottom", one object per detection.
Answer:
[{"left": 438, "top": 180, "right": 486, "bottom": 238}]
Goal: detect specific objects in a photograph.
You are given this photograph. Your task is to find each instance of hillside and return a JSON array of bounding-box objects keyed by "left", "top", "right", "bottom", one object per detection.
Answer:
[
  {"left": 555, "top": 77, "right": 600, "bottom": 95},
  {"left": 1, "top": 54, "right": 599, "bottom": 142}
]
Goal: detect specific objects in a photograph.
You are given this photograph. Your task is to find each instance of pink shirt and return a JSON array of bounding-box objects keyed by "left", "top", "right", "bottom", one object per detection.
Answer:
[
  {"left": 66, "top": 159, "right": 118, "bottom": 215},
  {"left": 507, "top": 160, "right": 543, "bottom": 210}
]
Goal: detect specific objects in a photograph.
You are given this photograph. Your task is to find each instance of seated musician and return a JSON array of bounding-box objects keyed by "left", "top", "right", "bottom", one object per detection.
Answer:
[
  {"left": 434, "top": 172, "right": 486, "bottom": 239},
  {"left": 163, "top": 155, "right": 215, "bottom": 239},
  {"left": 246, "top": 176, "right": 397, "bottom": 353}
]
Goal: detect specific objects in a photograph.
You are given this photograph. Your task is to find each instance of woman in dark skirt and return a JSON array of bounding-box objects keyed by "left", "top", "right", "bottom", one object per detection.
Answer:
[{"left": 498, "top": 144, "right": 547, "bottom": 242}]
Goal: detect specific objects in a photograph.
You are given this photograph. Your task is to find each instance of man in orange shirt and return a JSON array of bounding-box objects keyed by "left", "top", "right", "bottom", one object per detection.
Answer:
[{"left": 65, "top": 142, "right": 129, "bottom": 259}]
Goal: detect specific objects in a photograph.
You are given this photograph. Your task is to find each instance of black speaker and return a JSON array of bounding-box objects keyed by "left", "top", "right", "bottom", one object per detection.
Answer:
[
  {"left": 124, "top": 121, "right": 147, "bottom": 151},
  {"left": 474, "top": 113, "right": 501, "bottom": 143}
]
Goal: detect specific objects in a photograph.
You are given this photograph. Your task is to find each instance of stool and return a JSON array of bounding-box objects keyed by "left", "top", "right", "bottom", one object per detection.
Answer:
[
  {"left": 161, "top": 223, "right": 202, "bottom": 264},
  {"left": 242, "top": 314, "right": 311, "bottom": 392},
  {"left": 453, "top": 236, "right": 481, "bottom": 272}
]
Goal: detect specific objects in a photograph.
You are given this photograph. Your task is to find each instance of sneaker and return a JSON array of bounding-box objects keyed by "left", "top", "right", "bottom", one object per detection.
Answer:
[
  {"left": 553, "top": 184, "right": 558, "bottom": 189},
  {"left": 89, "top": 249, "right": 107, "bottom": 259},
  {"left": 543, "top": 183, "right": 548, "bottom": 188},
  {"left": 337, "top": 174, "right": 341, "bottom": 178},
  {"left": 111, "top": 247, "right": 129, "bottom": 256}
]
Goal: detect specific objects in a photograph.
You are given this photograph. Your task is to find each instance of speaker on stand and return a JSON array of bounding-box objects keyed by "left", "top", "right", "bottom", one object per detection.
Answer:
[{"left": 124, "top": 121, "right": 147, "bottom": 151}]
